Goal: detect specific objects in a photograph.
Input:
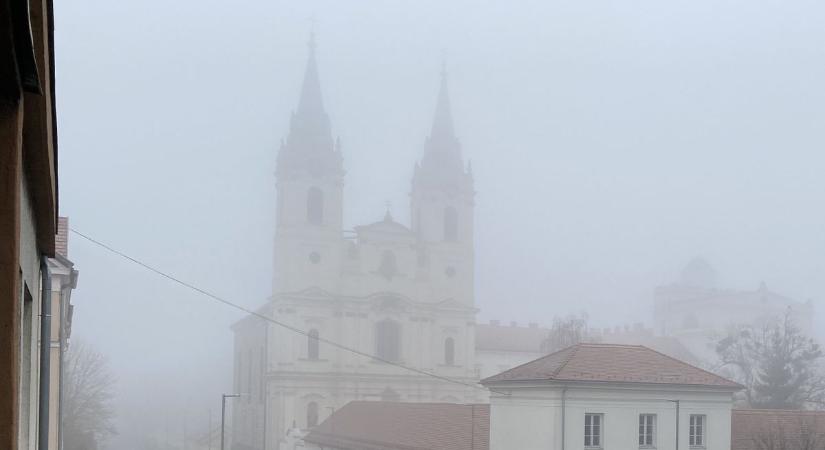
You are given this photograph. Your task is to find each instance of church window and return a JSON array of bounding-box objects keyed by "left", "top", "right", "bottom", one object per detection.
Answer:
[
  {"left": 378, "top": 250, "right": 398, "bottom": 280},
  {"left": 309, "top": 252, "right": 321, "bottom": 264},
  {"left": 308, "top": 329, "right": 320, "bottom": 360},
  {"left": 376, "top": 319, "right": 401, "bottom": 362},
  {"left": 259, "top": 347, "right": 265, "bottom": 401},
  {"left": 380, "top": 387, "right": 401, "bottom": 402},
  {"left": 307, "top": 187, "right": 324, "bottom": 225},
  {"left": 444, "top": 206, "right": 458, "bottom": 241},
  {"left": 246, "top": 349, "right": 252, "bottom": 404},
  {"left": 307, "top": 401, "right": 319, "bottom": 428},
  {"left": 444, "top": 337, "right": 455, "bottom": 365}
]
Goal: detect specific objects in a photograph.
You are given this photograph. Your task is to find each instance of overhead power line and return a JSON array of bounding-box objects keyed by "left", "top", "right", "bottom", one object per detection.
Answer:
[{"left": 70, "top": 228, "right": 499, "bottom": 395}]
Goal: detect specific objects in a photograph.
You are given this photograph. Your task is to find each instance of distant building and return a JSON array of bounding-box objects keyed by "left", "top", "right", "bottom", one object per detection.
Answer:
[
  {"left": 654, "top": 257, "right": 814, "bottom": 361},
  {"left": 231, "top": 35, "right": 478, "bottom": 450},
  {"left": 483, "top": 343, "right": 741, "bottom": 450},
  {"left": 1, "top": 1, "right": 68, "bottom": 449}
]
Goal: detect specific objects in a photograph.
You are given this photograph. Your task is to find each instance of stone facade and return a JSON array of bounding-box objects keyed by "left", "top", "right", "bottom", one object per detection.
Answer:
[{"left": 231, "top": 37, "right": 478, "bottom": 450}]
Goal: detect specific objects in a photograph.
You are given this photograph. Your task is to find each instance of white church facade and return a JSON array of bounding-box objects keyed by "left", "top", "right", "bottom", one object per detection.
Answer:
[{"left": 231, "top": 37, "right": 480, "bottom": 450}]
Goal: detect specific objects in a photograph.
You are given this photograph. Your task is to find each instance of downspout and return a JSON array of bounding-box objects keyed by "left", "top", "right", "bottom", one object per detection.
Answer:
[
  {"left": 38, "top": 257, "right": 51, "bottom": 450},
  {"left": 561, "top": 387, "right": 567, "bottom": 450}
]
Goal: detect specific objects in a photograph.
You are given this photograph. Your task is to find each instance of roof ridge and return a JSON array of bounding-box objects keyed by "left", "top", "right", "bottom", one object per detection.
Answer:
[
  {"left": 551, "top": 343, "right": 582, "bottom": 379},
  {"left": 638, "top": 344, "right": 741, "bottom": 387},
  {"left": 734, "top": 408, "right": 825, "bottom": 415},
  {"left": 480, "top": 343, "right": 580, "bottom": 383}
]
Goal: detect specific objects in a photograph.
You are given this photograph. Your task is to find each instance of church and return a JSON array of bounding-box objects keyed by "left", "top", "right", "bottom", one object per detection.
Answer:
[
  {"left": 230, "top": 36, "right": 481, "bottom": 450},
  {"left": 230, "top": 36, "right": 819, "bottom": 450}
]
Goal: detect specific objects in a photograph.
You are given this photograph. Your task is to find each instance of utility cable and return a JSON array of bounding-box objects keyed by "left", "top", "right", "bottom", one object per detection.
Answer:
[{"left": 70, "top": 228, "right": 504, "bottom": 396}]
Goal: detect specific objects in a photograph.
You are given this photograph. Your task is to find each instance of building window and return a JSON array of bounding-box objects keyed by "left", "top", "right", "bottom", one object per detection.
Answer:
[
  {"left": 259, "top": 347, "right": 266, "bottom": 402},
  {"left": 584, "top": 413, "right": 603, "bottom": 448},
  {"left": 639, "top": 414, "right": 656, "bottom": 447},
  {"left": 308, "top": 329, "right": 320, "bottom": 360},
  {"left": 307, "top": 187, "right": 324, "bottom": 225},
  {"left": 246, "top": 348, "right": 252, "bottom": 403},
  {"left": 378, "top": 250, "right": 398, "bottom": 280},
  {"left": 444, "top": 206, "right": 458, "bottom": 241},
  {"left": 376, "top": 319, "right": 401, "bottom": 362},
  {"left": 307, "top": 401, "right": 319, "bottom": 428},
  {"left": 444, "top": 337, "right": 455, "bottom": 365},
  {"left": 380, "top": 386, "right": 400, "bottom": 402},
  {"left": 689, "top": 414, "right": 706, "bottom": 447}
]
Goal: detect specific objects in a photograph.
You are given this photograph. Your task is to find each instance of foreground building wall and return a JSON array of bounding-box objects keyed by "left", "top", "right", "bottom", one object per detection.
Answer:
[
  {"left": 490, "top": 385, "right": 733, "bottom": 450},
  {"left": 1, "top": 0, "right": 61, "bottom": 448}
]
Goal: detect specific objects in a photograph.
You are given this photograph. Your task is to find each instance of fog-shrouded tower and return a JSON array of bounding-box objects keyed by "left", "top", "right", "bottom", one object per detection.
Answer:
[
  {"left": 411, "top": 64, "right": 475, "bottom": 307},
  {"left": 272, "top": 34, "right": 344, "bottom": 295},
  {"left": 231, "top": 39, "right": 480, "bottom": 450}
]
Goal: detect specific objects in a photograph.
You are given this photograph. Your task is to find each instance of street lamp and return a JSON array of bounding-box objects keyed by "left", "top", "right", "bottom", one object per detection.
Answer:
[{"left": 221, "top": 393, "right": 241, "bottom": 450}]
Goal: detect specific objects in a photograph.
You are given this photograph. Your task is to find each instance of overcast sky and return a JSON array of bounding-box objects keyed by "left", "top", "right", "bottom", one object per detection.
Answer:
[{"left": 55, "top": 0, "right": 825, "bottom": 447}]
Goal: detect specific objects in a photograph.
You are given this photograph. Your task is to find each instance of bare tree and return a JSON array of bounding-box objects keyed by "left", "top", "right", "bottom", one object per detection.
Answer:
[
  {"left": 63, "top": 341, "right": 117, "bottom": 450},
  {"left": 540, "top": 313, "right": 593, "bottom": 354},
  {"left": 717, "top": 310, "right": 825, "bottom": 409}
]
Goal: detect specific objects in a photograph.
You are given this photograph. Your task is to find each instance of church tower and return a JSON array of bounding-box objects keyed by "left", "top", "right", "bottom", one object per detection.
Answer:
[
  {"left": 410, "top": 66, "right": 475, "bottom": 306},
  {"left": 273, "top": 34, "right": 344, "bottom": 293}
]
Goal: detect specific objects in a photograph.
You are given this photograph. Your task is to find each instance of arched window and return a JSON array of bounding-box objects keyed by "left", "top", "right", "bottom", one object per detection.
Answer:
[
  {"left": 307, "top": 187, "right": 324, "bottom": 225},
  {"left": 307, "top": 401, "right": 319, "bottom": 428},
  {"left": 308, "top": 329, "right": 319, "bottom": 360},
  {"left": 376, "top": 319, "right": 401, "bottom": 362},
  {"left": 444, "top": 207, "right": 458, "bottom": 242},
  {"left": 444, "top": 337, "right": 455, "bottom": 365},
  {"left": 380, "top": 387, "right": 400, "bottom": 402},
  {"left": 378, "top": 250, "right": 398, "bottom": 280}
]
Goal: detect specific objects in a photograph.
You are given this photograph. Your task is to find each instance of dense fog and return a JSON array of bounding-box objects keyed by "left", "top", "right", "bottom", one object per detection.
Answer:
[{"left": 53, "top": 0, "right": 825, "bottom": 448}]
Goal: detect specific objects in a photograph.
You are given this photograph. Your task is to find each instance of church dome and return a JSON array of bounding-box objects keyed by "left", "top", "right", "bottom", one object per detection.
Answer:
[{"left": 679, "top": 257, "right": 718, "bottom": 289}]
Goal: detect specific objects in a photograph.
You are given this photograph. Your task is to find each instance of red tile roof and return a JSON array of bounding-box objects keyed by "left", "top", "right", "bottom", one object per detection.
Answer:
[
  {"left": 482, "top": 343, "right": 741, "bottom": 388},
  {"left": 304, "top": 401, "right": 489, "bottom": 450},
  {"left": 732, "top": 409, "right": 825, "bottom": 450}
]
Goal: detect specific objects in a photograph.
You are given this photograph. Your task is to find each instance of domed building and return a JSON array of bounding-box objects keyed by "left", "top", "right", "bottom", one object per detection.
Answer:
[{"left": 653, "top": 257, "right": 813, "bottom": 362}]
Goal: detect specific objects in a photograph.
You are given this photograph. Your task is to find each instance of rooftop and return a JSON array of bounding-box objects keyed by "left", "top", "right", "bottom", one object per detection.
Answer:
[
  {"left": 482, "top": 343, "right": 741, "bottom": 388},
  {"left": 303, "top": 401, "right": 489, "bottom": 450}
]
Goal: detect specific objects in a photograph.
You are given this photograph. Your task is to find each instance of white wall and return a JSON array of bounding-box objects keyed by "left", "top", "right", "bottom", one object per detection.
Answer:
[{"left": 489, "top": 383, "right": 734, "bottom": 450}]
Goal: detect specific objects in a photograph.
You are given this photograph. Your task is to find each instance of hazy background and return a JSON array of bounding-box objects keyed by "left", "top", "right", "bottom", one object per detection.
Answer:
[{"left": 54, "top": 0, "right": 825, "bottom": 447}]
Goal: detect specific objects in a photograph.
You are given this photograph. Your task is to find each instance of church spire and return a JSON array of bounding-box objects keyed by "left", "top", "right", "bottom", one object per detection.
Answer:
[
  {"left": 277, "top": 33, "right": 341, "bottom": 176},
  {"left": 296, "top": 32, "right": 325, "bottom": 119},
  {"left": 430, "top": 61, "right": 455, "bottom": 141},
  {"left": 418, "top": 61, "right": 463, "bottom": 176}
]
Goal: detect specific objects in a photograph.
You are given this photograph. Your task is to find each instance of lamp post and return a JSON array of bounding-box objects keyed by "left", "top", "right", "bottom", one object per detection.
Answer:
[{"left": 221, "top": 394, "right": 241, "bottom": 450}]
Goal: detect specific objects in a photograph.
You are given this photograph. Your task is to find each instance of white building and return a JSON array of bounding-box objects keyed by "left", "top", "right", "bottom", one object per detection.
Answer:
[
  {"left": 483, "top": 343, "right": 741, "bottom": 450},
  {"left": 654, "top": 257, "right": 814, "bottom": 362},
  {"left": 231, "top": 36, "right": 478, "bottom": 450}
]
